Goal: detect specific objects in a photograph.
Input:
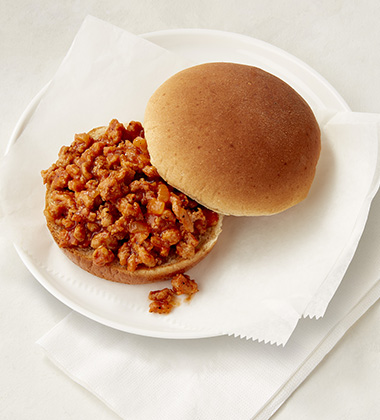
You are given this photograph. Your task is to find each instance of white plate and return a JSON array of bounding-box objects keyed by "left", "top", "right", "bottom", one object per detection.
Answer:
[{"left": 9, "top": 29, "right": 349, "bottom": 339}]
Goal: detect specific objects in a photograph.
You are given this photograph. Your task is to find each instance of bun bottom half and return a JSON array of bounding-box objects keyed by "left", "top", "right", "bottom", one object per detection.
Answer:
[
  {"left": 42, "top": 120, "right": 223, "bottom": 286},
  {"left": 46, "top": 212, "right": 222, "bottom": 285}
]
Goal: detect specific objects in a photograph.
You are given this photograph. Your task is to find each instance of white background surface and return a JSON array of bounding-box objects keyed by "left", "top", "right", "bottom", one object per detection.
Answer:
[{"left": 1, "top": 1, "right": 380, "bottom": 419}]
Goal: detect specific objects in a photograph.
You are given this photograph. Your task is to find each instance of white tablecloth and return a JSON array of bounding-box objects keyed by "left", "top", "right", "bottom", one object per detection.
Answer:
[{"left": 1, "top": 1, "right": 380, "bottom": 419}]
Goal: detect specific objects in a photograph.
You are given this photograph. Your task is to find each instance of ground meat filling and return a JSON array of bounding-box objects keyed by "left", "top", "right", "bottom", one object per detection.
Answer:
[
  {"left": 41, "top": 119, "right": 219, "bottom": 271},
  {"left": 148, "top": 274, "right": 199, "bottom": 314}
]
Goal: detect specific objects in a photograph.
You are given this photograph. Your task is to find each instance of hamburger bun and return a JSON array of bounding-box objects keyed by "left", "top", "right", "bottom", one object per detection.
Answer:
[
  {"left": 42, "top": 122, "right": 223, "bottom": 285},
  {"left": 144, "top": 62, "right": 321, "bottom": 216}
]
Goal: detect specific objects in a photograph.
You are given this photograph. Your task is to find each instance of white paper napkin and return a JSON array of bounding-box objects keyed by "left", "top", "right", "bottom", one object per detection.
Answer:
[
  {"left": 37, "top": 183, "right": 380, "bottom": 419},
  {"left": 1, "top": 16, "right": 380, "bottom": 345}
]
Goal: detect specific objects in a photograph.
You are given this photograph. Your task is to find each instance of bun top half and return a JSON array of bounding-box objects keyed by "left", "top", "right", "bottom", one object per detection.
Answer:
[{"left": 144, "top": 62, "right": 321, "bottom": 216}]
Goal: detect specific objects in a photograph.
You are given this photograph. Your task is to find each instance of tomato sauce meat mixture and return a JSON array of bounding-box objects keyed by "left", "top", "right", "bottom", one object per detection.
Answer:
[
  {"left": 148, "top": 273, "right": 199, "bottom": 314},
  {"left": 41, "top": 119, "right": 219, "bottom": 313}
]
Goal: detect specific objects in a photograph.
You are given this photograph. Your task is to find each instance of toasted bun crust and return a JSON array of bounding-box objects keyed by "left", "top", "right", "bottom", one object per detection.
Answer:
[
  {"left": 44, "top": 125, "right": 223, "bottom": 285},
  {"left": 46, "top": 215, "right": 222, "bottom": 285},
  {"left": 144, "top": 62, "right": 321, "bottom": 216}
]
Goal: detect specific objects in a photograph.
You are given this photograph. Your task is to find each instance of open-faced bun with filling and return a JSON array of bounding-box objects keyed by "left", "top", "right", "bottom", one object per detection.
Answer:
[
  {"left": 144, "top": 62, "right": 321, "bottom": 216},
  {"left": 42, "top": 121, "right": 223, "bottom": 285},
  {"left": 46, "top": 214, "right": 222, "bottom": 285}
]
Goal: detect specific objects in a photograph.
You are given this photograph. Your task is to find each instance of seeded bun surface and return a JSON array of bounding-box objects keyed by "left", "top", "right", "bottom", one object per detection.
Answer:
[{"left": 144, "top": 62, "right": 321, "bottom": 216}]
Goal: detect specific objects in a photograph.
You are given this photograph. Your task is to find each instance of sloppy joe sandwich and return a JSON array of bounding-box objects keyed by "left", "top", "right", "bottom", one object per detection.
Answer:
[
  {"left": 41, "top": 62, "right": 321, "bottom": 303},
  {"left": 144, "top": 62, "right": 321, "bottom": 216},
  {"left": 41, "top": 119, "right": 222, "bottom": 286}
]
